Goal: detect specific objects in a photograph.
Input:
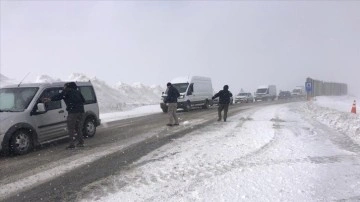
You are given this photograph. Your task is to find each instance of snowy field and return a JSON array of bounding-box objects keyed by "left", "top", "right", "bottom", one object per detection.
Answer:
[{"left": 80, "top": 96, "right": 360, "bottom": 201}]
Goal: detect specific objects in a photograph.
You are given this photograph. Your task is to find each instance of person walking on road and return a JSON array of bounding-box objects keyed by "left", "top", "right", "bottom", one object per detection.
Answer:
[
  {"left": 165, "top": 82, "right": 180, "bottom": 126},
  {"left": 212, "top": 85, "right": 233, "bottom": 122},
  {"left": 45, "top": 82, "right": 86, "bottom": 149}
]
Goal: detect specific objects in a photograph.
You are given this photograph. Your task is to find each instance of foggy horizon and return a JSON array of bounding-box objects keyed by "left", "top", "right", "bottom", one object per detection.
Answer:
[{"left": 1, "top": 1, "right": 359, "bottom": 95}]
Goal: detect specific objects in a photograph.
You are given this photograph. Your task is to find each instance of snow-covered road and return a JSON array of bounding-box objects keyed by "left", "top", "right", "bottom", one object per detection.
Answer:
[{"left": 80, "top": 100, "right": 360, "bottom": 201}]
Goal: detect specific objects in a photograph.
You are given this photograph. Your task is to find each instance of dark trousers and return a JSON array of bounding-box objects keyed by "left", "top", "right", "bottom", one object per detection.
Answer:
[
  {"left": 67, "top": 113, "right": 84, "bottom": 146},
  {"left": 218, "top": 104, "right": 229, "bottom": 121}
]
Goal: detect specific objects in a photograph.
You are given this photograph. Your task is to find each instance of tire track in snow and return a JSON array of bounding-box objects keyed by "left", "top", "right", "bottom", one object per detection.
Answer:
[
  {"left": 293, "top": 103, "right": 360, "bottom": 154},
  {"left": 81, "top": 103, "right": 360, "bottom": 201},
  {"left": 79, "top": 105, "right": 301, "bottom": 201}
]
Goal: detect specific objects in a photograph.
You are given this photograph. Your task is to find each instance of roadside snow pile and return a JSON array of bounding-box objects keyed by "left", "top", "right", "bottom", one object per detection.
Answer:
[
  {"left": 303, "top": 96, "right": 360, "bottom": 144},
  {"left": 69, "top": 73, "right": 163, "bottom": 112},
  {"left": 1, "top": 73, "right": 164, "bottom": 113},
  {"left": 0, "top": 74, "right": 15, "bottom": 87},
  {"left": 100, "top": 104, "right": 160, "bottom": 123},
  {"left": 36, "top": 75, "right": 62, "bottom": 83},
  {"left": 312, "top": 96, "right": 357, "bottom": 113}
]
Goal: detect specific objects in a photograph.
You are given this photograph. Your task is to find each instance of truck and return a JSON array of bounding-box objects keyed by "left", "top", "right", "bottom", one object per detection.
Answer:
[
  {"left": 254, "top": 85, "right": 277, "bottom": 101},
  {"left": 291, "top": 86, "right": 306, "bottom": 99},
  {"left": 160, "top": 76, "right": 213, "bottom": 112}
]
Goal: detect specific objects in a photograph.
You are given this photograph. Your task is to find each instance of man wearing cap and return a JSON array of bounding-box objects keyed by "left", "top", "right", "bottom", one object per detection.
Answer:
[
  {"left": 212, "top": 85, "right": 233, "bottom": 122},
  {"left": 165, "top": 82, "right": 180, "bottom": 126}
]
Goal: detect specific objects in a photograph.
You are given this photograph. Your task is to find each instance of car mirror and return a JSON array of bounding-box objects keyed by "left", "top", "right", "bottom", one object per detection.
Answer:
[{"left": 37, "top": 103, "right": 46, "bottom": 113}]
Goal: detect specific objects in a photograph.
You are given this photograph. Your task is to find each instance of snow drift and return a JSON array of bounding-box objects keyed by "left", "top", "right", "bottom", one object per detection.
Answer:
[{"left": 0, "top": 73, "right": 164, "bottom": 113}]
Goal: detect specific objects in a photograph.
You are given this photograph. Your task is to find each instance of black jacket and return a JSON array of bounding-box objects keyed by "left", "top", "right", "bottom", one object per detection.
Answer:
[
  {"left": 212, "top": 90, "right": 233, "bottom": 104},
  {"left": 51, "top": 88, "right": 85, "bottom": 113},
  {"left": 165, "top": 86, "right": 180, "bottom": 103}
]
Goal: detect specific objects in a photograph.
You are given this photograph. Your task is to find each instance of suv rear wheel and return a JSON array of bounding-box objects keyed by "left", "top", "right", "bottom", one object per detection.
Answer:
[
  {"left": 162, "top": 107, "right": 168, "bottom": 113},
  {"left": 83, "top": 117, "right": 96, "bottom": 138}
]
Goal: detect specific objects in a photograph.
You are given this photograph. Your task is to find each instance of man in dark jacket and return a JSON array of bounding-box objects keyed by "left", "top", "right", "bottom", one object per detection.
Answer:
[
  {"left": 47, "top": 82, "right": 86, "bottom": 149},
  {"left": 212, "top": 85, "right": 233, "bottom": 122},
  {"left": 165, "top": 82, "right": 180, "bottom": 126}
]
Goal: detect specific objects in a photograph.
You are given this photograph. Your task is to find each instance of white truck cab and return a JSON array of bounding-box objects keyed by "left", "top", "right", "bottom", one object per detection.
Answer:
[
  {"left": 254, "top": 85, "right": 277, "bottom": 101},
  {"left": 291, "top": 86, "right": 306, "bottom": 99}
]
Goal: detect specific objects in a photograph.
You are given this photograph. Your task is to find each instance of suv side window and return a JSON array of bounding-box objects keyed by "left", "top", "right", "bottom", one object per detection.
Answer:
[
  {"left": 39, "top": 88, "right": 63, "bottom": 110},
  {"left": 79, "top": 86, "right": 97, "bottom": 104}
]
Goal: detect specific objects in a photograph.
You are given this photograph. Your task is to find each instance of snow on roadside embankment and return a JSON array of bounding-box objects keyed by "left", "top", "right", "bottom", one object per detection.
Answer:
[
  {"left": 302, "top": 96, "right": 360, "bottom": 144},
  {"left": 0, "top": 73, "right": 164, "bottom": 113},
  {"left": 100, "top": 104, "right": 160, "bottom": 123}
]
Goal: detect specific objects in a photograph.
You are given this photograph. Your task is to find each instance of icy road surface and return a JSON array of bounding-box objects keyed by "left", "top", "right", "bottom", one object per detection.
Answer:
[{"left": 80, "top": 101, "right": 360, "bottom": 201}]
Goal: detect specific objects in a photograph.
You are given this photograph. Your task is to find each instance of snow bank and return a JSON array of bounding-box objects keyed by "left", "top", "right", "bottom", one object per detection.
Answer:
[
  {"left": 0, "top": 73, "right": 164, "bottom": 113},
  {"left": 303, "top": 96, "right": 360, "bottom": 145},
  {"left": 312, "top": 96, "right": 357, "bottom": 113},
  {"left": 0, "top": 74, "right": 15, "bottom": 87},
  {"left": 100, "top": 104, "right": 160, "bottom": 123}
]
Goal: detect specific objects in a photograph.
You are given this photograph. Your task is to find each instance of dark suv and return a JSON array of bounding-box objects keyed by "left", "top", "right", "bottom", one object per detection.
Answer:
[{"left": 278, "top": 91, "right": 292, "bottom": 100}]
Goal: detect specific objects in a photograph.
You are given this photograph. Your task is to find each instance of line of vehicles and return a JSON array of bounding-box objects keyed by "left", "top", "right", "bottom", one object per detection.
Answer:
[
  {"left": 0, "top": 76, "right": 306, "bottom": 155},
  {"left": 160, "top": 76, "right": 306, "bottom": 112}
]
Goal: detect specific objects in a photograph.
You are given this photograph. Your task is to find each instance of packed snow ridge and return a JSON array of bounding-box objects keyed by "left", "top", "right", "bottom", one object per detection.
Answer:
[{"left": 0, "top": 73, "right": 164, "bottom": 113}]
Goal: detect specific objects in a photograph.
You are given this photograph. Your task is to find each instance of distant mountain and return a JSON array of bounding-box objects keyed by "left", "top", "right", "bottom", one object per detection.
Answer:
[{"left": 1, "top": 73, "right": 164, "bottom": 113}]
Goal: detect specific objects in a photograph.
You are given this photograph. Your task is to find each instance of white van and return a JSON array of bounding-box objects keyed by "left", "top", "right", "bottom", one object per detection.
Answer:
[
  {"left": 291, "top": 86, "right": 306, "bottom": 99},
  {"left": 0, "top": 82, "right": 101, "bottom": 155},
  {"left": 160, "top": 76, "right": 213, "bottom": 112},
  {"left": 254, "top": 85, "right": 277, "bottom": 101}
]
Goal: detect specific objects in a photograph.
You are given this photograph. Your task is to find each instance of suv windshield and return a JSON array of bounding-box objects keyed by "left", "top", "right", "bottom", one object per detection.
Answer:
[
  {"left": 172, "top": 83, "right": 189, "bottom": 93},
  {"left": 0, "top": 87, "right": 38, "bottom": 112},
  {"left": 256, "top": 88, "right": 268, "bottom": 94}
]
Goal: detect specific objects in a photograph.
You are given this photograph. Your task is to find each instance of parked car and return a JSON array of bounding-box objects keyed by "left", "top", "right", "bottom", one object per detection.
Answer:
[
  {"left": 0, "top": 81, "right": 101, "bottom": 155},
  {"left": 278, "top": 91, "right": 292, "bottom": 100},
  {"left": 160, "top": 76, "right": 214, "bottom": 112},
  {"left": 235, "top": 92, "right": 254, "bottom": 103}
]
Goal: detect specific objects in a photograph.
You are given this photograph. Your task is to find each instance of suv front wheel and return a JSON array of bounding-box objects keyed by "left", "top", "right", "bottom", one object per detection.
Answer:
[{"left": 10, "top": 129, "right": 33, "bottom": 155}]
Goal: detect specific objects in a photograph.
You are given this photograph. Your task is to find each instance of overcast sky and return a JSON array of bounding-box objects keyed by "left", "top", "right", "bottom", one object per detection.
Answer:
[{"left": 1, "top": 1, "right": 359, "bottom": 94}]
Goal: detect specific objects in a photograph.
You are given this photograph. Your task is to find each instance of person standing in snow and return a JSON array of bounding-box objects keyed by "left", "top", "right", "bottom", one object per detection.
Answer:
[
  {"left": 212, "top": 85, "right": 233, "bottom": 122},
  {"left": 165, "top": 82, "right": 180, "bottom": 126},
  {"left": 45, "top": 82, "right": 86, "bottom": 149}
]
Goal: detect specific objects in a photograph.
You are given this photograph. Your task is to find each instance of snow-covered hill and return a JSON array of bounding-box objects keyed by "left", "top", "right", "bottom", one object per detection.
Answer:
[
  {"left": 1, "top": 73, "right": 164, "bottom": 113},
  {"left": 0, "top": 74, "right": 15, "bottom": 87}
]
